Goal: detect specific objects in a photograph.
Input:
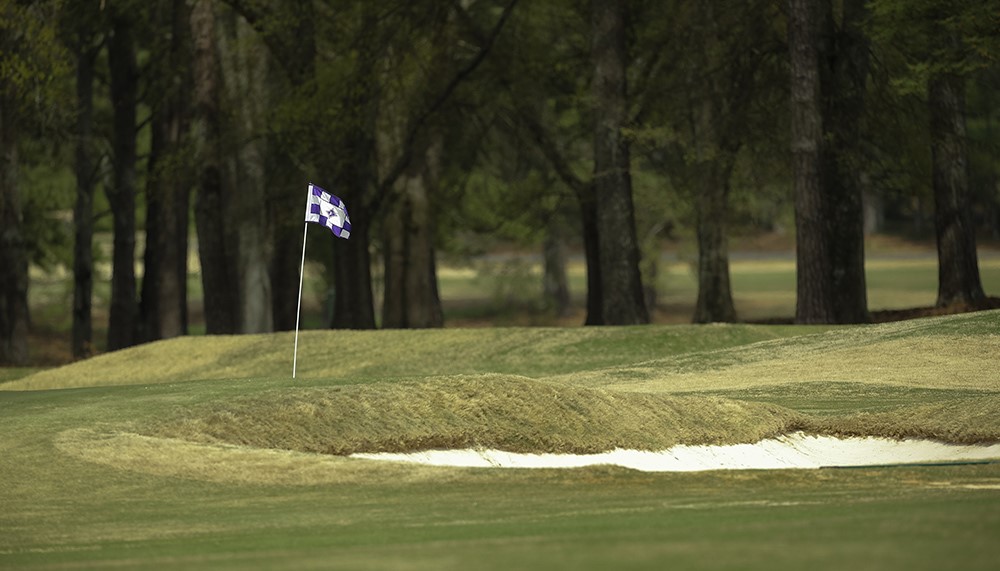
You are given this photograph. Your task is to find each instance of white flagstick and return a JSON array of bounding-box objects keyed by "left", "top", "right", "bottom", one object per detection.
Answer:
[{"left": 292, "top": 189, "right": 312, "bottom": 378}]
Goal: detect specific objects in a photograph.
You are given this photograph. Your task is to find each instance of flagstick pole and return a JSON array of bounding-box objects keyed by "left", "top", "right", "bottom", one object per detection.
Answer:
[{"left": 292, "top": 221, "right": 309, "bottom": 379}]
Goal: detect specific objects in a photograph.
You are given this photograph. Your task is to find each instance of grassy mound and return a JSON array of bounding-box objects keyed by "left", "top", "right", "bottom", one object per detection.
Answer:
[
  {"left": 560, "top": 310, "right": 1000, "bottom": 392},
  {"left": 7, "top": 310, "right": 1000, "bottom": 458},
  {"left": 146, "top": 375, "right": 808, "bottom": 455},
  {"left": 7, "top": 310, "right": 998, "bottom": 394},
  {"left": 139, "top": 377, "right": 1000, "bottom": 457},
  {"left": 809, "top": 396, "right": 1000, "bottom": 445},
  {"left": 3, "top": 323, "right": 817, "bottom": 391}
]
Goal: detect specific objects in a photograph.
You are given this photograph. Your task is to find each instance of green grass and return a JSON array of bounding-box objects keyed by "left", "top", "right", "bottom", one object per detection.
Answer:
[
  {"left": 27, "top": 243, "right": 1000, "bottom": 347},
  {"left": 3, "top": 311, "right": 1000, "bottom": 569},
  {"left": 0, "top": 367, "right": 39, "bottom": 384},
  {"left": 435, "top": 253, "right": 1000, "bottom": 325}
]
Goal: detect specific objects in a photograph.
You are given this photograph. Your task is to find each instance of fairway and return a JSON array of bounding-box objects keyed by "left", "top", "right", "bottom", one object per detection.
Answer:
[{"left": 2, "top": 311, "right": 1000, "bottom": 570}]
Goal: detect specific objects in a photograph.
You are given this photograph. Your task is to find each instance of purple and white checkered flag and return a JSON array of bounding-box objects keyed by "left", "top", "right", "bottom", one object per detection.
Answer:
[{"left": 305, "top": 183, "right": 351, "bottom": 239}]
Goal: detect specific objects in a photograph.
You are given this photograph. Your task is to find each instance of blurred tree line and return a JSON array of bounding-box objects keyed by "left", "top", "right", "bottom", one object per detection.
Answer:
[{"left": 1, "top": 0, "right": 998, "bottom": 364}]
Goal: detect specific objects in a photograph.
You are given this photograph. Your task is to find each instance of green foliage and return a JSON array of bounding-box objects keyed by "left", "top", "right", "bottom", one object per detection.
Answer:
[
  {"left": 629, "top": 0, "right": 791, "bottom": 239},
  {"left": 268, "top": 56, "right": 355, "bottom": 163},
  {"left": 867, "top": 0, "right": 1000, "bottom": 93},
  {"left": 459, "top": 168, "right": 562, "bottom": 246},
  {"left": 0, "top": 0, "right": 73, "bottom": 131},
  {"left": 7, "top": 0, "right": 1000, "bottom": 346},
  {"left": 966, "top": 69, "right": 1000, "bottom": 211},
  {"left": 863, "top": 0, "right": 1000, "bottom": 236},
  {"left": 20, "top": 144, "right": 73, "bottom": 270},
  {"left": 727, "top": 147, "right": 793, "bottom": 233},
  {"left": 0, "top": 1, "right": 74, "bottom": 273}
]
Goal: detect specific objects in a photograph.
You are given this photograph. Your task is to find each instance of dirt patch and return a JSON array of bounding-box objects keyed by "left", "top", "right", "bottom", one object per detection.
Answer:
[
  {"left": 870, "top": 297, "right": 1000, "bottom": 323},
  {"left": 750, "top": 297, "right": 1000, "bottom": 325}
]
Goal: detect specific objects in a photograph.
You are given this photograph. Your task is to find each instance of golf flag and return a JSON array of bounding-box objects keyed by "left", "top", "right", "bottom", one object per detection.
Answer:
[
  {"left": 294, "top": 182, "right": 352, "bottom": 379},
  {"left": 305, "top": 183, "right": 351, "bottom": 239}
]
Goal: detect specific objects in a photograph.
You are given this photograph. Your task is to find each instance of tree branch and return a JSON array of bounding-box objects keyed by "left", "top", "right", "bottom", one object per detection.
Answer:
[
  {"left": 510, "top": 99, "right": 589, "bottom": 199},
  {"left": 224, "top": 0, "right": 315, "bottom": 85},
  {"left": 371, "top": 0, "right": 520, "bottom": 213}
]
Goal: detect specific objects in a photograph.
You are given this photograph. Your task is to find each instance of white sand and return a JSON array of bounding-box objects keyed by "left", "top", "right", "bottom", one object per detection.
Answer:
[{"left": 350, "top": 432, "right": 1000, "bottom": 472}]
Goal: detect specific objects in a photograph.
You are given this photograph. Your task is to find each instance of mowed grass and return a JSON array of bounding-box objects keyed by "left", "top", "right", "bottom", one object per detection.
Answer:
[
  {"left": 3, "top": 311, "right": 1000, "bottom": 569},
  {"left": 437, "top": 252, "right": 1000, "bottom": 325},
  {"left": 23, "top": 245, "right": 1000, "bottom": 357}
]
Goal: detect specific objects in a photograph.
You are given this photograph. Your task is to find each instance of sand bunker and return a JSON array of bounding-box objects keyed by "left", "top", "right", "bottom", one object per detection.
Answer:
[{"left": 351, "top": 432, "right": 1000, "bottom": 472}]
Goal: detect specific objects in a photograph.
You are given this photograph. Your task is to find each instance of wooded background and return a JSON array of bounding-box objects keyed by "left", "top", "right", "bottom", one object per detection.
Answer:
[{"left": 1, "top": 0, "right": 998, "bottom": 364}]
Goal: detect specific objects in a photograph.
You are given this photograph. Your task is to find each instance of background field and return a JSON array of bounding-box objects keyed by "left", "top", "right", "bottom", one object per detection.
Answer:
[
  {"left": 22, "top": 239, "right": 1000, "bottom": 365},
  {"left": 2, "top": 308, "right": 1000, "bottom": 570}
]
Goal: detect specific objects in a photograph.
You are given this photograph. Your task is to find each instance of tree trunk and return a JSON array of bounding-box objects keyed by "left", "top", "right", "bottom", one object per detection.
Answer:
[
  {"left": 0, "top": 89, "right": 29, "bottom": 365},
  {"left": 820, "top": 0, "right": 869, "bottom": 323},
  {"left": 789, "top": 0, "right": 871, "bottom": 324},
  {"left": 329, "top": 10, "right": 377, "bottom": 330},
  {"left": 269, "top": 159, "right": 304, "bottom": 331},
  {"left": 191, "top": 0, "right": 240, "bottom": 334},
  {"left": 328, "top": 141, "right": 376, "bottom": 329},
  {"left": 330, "top": 204, "right": 376, "bottom": 329},
  {"left": 577, "top": 186, "right": 603, "bottom": 325},
  {"left": 270, "top": 235, "right": 301, "bottom": 329},
  {"left": 789, "top": 0, "right": 835, "bottom": 324},
  {"left": 194, "top": 168, "right": 240, "bottom": 333},
  {"left": 163, "top": 0, "right": 193, "bottom": 339},
  {"left": 543, "top": 217, "right": 571, "bottom": 318},
  {"left": 693, "top": 162, "right": 737, "bottom": 323},
  {"left": 219, "top": 14, "right": 273, "bottom": 333},
  {"left": 591, "top": 0, "right": 648, "bottom": 325},
  {"left": 106, "top": 13, "right": 139, "bottom": 350},
  {"left": 382, "top": 142, "right": 444, "bottom": 329},
  {"left": 237, "top": 218, "right": 273, "bottom": 333},
  {"left": 862, "top": 188, "right": 883, "bottom": 236},
  {"left": 929, "top": 73, "right": 985, "bottom": 307},
  {"left": 680, "top": 1, "right": 739, "bottom": 325},
  {"left": 142, "top": 124, "right": 189, "bottom": 341},
  {"left": 73, "top": 43, "right": 98, "bottom": 359},
  {"left": 222, "top": 1, "right": 315, "bottom": 332},
  {"left": 141, "top": 0, "right": 192, "bottom": 342},
  {"left": 515, "top": 104, "right": 601, "bottom": 324}
]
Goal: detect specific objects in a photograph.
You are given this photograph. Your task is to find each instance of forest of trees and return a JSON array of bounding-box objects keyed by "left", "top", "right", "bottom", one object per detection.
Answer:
[{"left": 1, "top": 0, "right": 998, "bottom": 364}]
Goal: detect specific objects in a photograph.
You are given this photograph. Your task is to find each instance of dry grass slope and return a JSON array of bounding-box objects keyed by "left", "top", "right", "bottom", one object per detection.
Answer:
[
  {"left": 145, "top": 375, "right": 808, "bottom": 455},
  {"left": 137, "top": 375, "right": 1000, "bottom": 459},
  {"left": 561, "top": 312, "right": 1000, "bottom": 392},
  {"left": 810, "top": 397, "right": 1000, "bottom": 444}
]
